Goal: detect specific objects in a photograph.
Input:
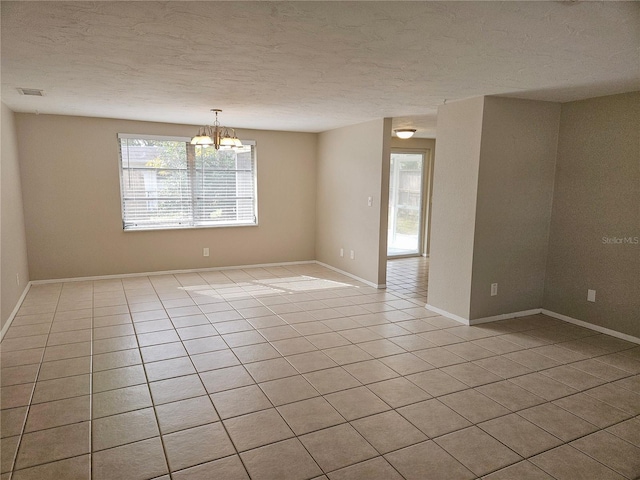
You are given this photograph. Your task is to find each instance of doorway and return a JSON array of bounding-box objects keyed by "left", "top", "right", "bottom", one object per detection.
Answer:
[{"left": 387, "top": 151, "right": 426, "bottom": 257}]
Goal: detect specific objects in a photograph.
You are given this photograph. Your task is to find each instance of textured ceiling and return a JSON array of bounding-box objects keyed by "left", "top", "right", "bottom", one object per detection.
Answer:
[{"left": 1, "top": 1, "right": 638, "bottom": 137}]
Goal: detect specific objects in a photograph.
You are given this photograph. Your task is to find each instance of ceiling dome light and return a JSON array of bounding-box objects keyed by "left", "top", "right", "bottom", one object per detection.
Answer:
[{"left": 394, "top": 129, "right": 416, "bottom": 139}]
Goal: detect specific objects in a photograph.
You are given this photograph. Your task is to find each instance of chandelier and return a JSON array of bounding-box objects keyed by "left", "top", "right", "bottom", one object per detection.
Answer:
[{"left": 191, "top": 109, "right": 242, "bottom": 149}]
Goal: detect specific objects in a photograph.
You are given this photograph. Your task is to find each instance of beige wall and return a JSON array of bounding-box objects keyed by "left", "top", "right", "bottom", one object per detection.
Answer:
[
  {"left": 16, "top": 114, "right": 317, "bottom": 280},
  {"left": 428, "top": 96, "right": 560, "bottom": 321},
  {"left": 316, "top": 118, "right": 391, "bottom": 286},
  {"left": 470, "top": 97, "right": 560, "bottom": 319},
  {"left": 544, "top": 92, "right": 640, "bottom": 337},
  {"left": 1, "top": 103, "right": 30, "bottom": 330},
  {"left": 427, "top": 97, "right": 485, "bottom": 318}
]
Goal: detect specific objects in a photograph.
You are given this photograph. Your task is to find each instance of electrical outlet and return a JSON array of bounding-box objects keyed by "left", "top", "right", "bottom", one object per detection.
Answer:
[
  {"left": 350, "top": 250, "right": 355, "bottom": 260},
  {"left": 587, "top": 289, "right": 596, "bottom": 302},
  {"left": 491, "top": 283, "right": 498, "bottom": 296},
  {"left": 203, "top": 248, "right": 210, "bottom": 257},
  {"left": 16, "top": 273, "right": 20, "bottom": 286},
  {"left": 367, "top": 196, "right": 373, "bottom": 207},
  {"left": 340, "top": 248, "right": 344, "bottom": 257}
]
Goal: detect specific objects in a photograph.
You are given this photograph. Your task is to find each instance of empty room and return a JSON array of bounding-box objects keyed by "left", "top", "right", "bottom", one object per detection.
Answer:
[{"left": 1, "top": 2, "right": 639, "bottom": 480}]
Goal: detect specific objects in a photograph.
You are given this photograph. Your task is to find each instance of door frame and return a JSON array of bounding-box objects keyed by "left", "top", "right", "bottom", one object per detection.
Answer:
[{"left": 387, "top": 148, "right": 431, "bottom": 258}]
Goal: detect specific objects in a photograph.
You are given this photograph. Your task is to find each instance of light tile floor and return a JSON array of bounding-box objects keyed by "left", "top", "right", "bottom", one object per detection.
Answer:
[{"left": 1, "top": 258, "right": 639, "bottom": 480}]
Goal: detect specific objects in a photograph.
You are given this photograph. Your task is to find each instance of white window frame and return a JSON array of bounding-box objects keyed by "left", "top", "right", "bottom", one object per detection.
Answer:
[{"left": 118, "top": 134, "right": 258, "bottom": 231}]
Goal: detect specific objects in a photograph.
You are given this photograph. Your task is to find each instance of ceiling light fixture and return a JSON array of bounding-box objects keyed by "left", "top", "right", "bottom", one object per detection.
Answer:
[
  {"left": 394, "top": 129, "right": 416, "bottom": 139},
  {"left": 191, "top": 109, "right": 242, "bottom": 149}
]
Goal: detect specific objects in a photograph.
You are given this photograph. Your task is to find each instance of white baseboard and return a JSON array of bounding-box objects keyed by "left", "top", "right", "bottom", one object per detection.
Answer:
[
  {"left": 425, "top": 303, "right": 640, "bottom": 345},
  {"left": 314, "top": 262, "right": 384, "bottom": 289},
  {"left": 424, "top": 304, "right": 470, "bottom": 325},
  {"left": 1, "top": 282, "right": 32, "bottom": 342},
  {"left": 424, "top": 305, "right": 542, "bottom": 326},
  {"left": 542, "top": 309, "right": 640, "bottom": 345},
  {"left": 468, "top": 309, "right": 543, "bottom": 326},
  {"left": 29, "top": 260, "right": 317, "bottom": 285}
]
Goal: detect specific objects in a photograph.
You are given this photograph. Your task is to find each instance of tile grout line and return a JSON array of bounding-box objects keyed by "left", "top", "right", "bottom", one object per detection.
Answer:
[
  {"left": 3, "top": 260, "right": 639, "bottom": 479},
  {"left": 6, "top": 283, "right": 63, "bottom": 479},
  {"left": 196, "top": 266, "right": 330, "bottom": 479},
  {"left": 4, "top": 316, "right": 637, "bottom": 402},
  {"left": 163, "top": 271, "right": 257, "bottom": 480},
  {"left": 5, "top": 388, "right": 636, "bottom": 478},
  {"left": 4, "top": 318, "right": 637, "bottom": 393},
  {"left": 121, "top": 276, "right": 174, "bottom": 480},
  {"left": 133, "top": 269, "right": 608, "bottom": 479},
  {"left": 193, "top": 266, "right": 370, "bottom": 478},
  {"left": 144, "top": 269, "right": 311, "bottom": 478},
  {"left": 181, "top": 264, "right": 630, "bottom": 479},
  {"left": 221, "top": 268, "right": 400, "bottom": 479},
  {"left": 89, "top": 282, "right": 95, "bottom": 480}
]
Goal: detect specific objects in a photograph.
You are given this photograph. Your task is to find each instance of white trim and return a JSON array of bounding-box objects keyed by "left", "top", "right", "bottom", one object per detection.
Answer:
[
  {"left": 542, "top": 309, "right": 640, "bottom": 345},
  {"left": 469, "top": 309, "right": 543, "bottom": 326},
  {"left": 117, "top": 133, "right": 256, "bottom": 146},
  {"left": 425, "top": 304, "right": 469, "bottom": 325},
  {"left": 1, "top": 282, "right": 32, "bottom": 342},
  {"left": 314, "top": 262, "right": 384, "bottom": 289},
  {"left": 117, "top": 133, "right": 192, "bottom": 142},
  {"left": 426, "top": 303, "right": 640, "bottom": 344},
  {"left": 425, "top": 305, "right": 543, "bottom": 326},
  {"left": 30, "top": 261, "right": 317, "bottom": 285}
]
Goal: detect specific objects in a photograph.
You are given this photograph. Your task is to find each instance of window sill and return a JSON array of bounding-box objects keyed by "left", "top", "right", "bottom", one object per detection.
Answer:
[{"left": 123, "top": 222, "right": 259, "bottom": 232}]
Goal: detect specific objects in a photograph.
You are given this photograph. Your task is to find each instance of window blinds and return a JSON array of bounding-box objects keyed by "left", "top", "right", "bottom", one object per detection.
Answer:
[{"left": 118, "top": 135, "right": 257, "bottom": 230}]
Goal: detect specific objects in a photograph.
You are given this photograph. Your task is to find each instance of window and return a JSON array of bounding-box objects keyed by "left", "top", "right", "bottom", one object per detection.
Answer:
[{"left": 118, "top": 134, "right": 257, "bottom": 230}]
